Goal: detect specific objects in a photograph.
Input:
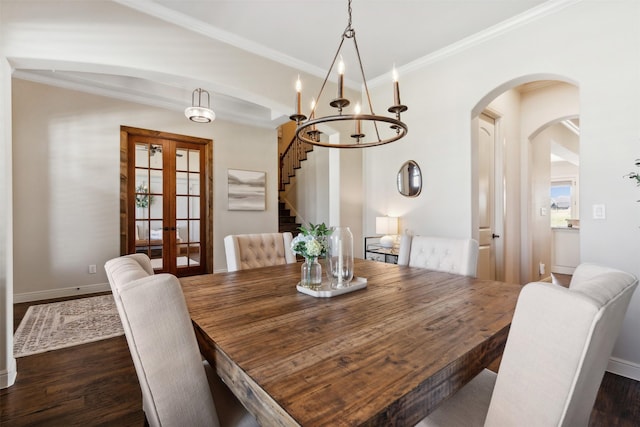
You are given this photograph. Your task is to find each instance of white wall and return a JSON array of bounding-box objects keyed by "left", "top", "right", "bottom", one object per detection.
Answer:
[
  {"left": 11, "top": 79, "right": 277, "bottom": 301},
  {"left": 366, "top": 1, "right": 640, "bottom": 376},
  {"left": 0, "top": 56, "right": 16, "bottom": 387},
  {"left": 530, "top": 128, "right": 552, "bottom": 281},
  {"left": 287, "top": 146, "right": 330, "bottom": 227}
]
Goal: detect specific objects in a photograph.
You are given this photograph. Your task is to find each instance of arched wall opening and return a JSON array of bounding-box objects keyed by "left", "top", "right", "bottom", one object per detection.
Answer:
[{"left": 471, "top": 74, "right": 579, "bottom": 284}]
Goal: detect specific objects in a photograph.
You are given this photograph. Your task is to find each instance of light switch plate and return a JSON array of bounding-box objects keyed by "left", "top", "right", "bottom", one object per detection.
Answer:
[{"left": 593, "top": 204, "right": 606, "bottom": 219}]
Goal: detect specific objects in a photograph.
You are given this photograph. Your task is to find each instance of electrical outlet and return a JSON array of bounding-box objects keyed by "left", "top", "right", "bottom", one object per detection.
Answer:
[
  {"left": 89, "top": 264, "right": 97, "bottom": 274},
  {"left": 539, "top": 263, "right": 545, "bottom": 275}
]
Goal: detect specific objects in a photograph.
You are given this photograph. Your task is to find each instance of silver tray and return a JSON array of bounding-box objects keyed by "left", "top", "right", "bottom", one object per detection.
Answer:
[{"left": 296, "top": 276, "right": 367, "bottom": 298}]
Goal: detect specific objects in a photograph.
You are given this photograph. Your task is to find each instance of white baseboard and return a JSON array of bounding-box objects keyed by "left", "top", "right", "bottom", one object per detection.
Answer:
[
  {"left": 607, "top": 356, "right": 640, "bottom": 381},
  {"left": 14, "top": 283, "right": 111, "bottom": 304},
  {"left": 0, "top": 358, "right": 17, "bottom": 389}
]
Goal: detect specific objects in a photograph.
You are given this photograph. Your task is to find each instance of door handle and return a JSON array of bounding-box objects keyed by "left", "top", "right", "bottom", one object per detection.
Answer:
[{"left": 492, "top": 233, "right": 500, "bottom": 239}]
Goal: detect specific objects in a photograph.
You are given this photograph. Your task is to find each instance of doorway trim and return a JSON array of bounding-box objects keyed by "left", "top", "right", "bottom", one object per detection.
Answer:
[{"left": 119, "top": 126, "right": 214, "bottom": 274}]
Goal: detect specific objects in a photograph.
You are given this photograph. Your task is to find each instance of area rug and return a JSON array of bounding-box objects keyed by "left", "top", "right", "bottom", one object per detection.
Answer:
[{"left": 13, "top": 294, "right": 124, "bottom": 357}]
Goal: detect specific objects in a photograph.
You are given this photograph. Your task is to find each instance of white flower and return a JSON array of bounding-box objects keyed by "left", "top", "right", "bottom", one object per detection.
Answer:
[{"left": 305, "top": 239, "right": 322, "bottom": 257}]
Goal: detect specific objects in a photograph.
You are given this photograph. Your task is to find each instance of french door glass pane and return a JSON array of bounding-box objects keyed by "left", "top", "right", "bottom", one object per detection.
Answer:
[
  {"left": 176, "top": 149, "right": 188, "bottom": 170},
  {"left": 149, "top": 169, "right": 163, "bottom": 194},
  {"left": 190, "top": 197, "right": 200, "bottom": 219},
  {"left": 176, "top": 196, "right": 188, "bottom": 218},
  {"left": 176, "top": 172, "right": 188, "bottom": 195},
  {"left": 188, "top": 172, "right": 200, "bottom": 195},
  {"left": 149, "top": 195, "right": 163, "bottom": 219},
  {"left": 135, "top": 145, "right": 149, "bottom": 168},
  {"left": 188, "top": 150, "right": 200, "bottom": 172},
  {"left": 149, "top": 145, "right": 162, "bottom": 168}
]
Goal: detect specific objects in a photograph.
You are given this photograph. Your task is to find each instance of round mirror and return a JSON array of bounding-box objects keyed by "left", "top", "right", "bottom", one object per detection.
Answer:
[{"left": 397, "top": 160, "right": 422, "bottom": 197}]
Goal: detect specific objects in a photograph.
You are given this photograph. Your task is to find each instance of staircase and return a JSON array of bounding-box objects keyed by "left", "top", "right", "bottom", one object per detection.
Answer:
[
  {"left": 278, "top": 201, "right": 300, "bottom": 233},
  {"left": 278, "top": 129, "right": 314, "bottom": 234},
  {"left": 279, "top": 136, "right": 314, "bottom": 191}
]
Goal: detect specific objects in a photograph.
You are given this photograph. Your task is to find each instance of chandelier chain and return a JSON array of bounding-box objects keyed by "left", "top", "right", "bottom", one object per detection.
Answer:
[{"left": 344, "top": 0, "right": 353, "bottom": 37}]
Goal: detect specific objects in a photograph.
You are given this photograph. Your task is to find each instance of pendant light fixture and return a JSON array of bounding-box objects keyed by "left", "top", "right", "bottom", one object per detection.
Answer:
[
  {"left": 185, "top": 88, "right": 216, "bottom": 123},
  {"left": 290, "top": 0, "right": 408, "bottom": 148}
]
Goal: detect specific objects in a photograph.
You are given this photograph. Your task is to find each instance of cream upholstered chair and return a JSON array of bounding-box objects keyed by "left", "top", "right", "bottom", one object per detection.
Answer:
[
  {"left": 224, "top": 232, "right": 296, "bottom": 272},
  {"left": 105, "top": 254, "right": 156, "bottom": 419},
  {"left": 105, "top": 255, "right": 257, "bottom": 427},
  {"left": 397, "top": 235, "right": 479, "bottom": 277},
  {"left": 416, "top": 263, "right": 638, "bottom": 427},
  {"left": 117, "top": 272, "right": 258, "bottom": 427}
]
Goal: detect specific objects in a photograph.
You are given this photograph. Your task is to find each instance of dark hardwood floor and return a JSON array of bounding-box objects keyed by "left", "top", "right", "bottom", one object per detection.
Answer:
[
  {"left": 2, "top": 293, "right": 640, "bottom": 426},
  {"left": 1, "top": 295, "right": 144, "bottom": 427}
]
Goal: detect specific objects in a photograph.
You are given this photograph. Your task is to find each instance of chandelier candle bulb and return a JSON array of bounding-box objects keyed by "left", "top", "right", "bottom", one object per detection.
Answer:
[
  {"left": 393, "top": 68, "right": 401, "bottom": 106},
  {"left": 355, "top": 103, "right": 361, "bottom": 134},
  {"left": 337, "top": 58, "right": 345, "bottom": 99},
  {"left": 296, "top": 77, "right": 302, "bottom": 115}
]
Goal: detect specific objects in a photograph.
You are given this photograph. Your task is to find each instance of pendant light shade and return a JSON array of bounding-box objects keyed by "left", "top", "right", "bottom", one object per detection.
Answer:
[{"left": 185, "top": 88, "right": 215, "bottom": 123}]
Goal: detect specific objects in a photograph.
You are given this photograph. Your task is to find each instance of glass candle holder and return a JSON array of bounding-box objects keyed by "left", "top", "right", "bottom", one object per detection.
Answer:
[{"left": 327, "top": 226, "right": 354, "bottom": 288}]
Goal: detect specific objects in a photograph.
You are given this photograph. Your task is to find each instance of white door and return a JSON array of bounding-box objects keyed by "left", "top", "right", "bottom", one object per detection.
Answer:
[{"left": 477, "top": 113, "right": 499, "bottom": 280}]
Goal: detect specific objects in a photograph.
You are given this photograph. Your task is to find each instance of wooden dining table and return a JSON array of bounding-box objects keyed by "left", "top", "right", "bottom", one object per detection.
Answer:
[{"left": 180, "top": 259, "right": 522, "bottom": 427}]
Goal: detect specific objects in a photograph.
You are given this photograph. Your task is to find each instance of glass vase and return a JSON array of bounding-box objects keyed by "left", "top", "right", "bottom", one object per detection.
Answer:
[
  {"left": 328, "top": 226, "right": 354, "bottom": 288},
  {"left": 301, "top": 257, "right": 322, "bottom": 289}
]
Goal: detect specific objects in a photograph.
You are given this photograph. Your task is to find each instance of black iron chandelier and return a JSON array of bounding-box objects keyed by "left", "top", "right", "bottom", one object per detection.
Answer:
[{"left": 290, "top": 0, "right": 408, "bottom": 148}]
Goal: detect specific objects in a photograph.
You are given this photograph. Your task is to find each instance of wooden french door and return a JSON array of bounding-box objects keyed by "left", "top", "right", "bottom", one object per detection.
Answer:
[{"left": 121, "top": 127, "right": 212, "bottom": 276}]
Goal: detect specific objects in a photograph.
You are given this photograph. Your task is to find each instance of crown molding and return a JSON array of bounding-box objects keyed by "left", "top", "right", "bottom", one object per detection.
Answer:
[
  {"left": 112, "top": 0, "right": 357, "bottom": 87},
  {"left": 368, "top": 0, "right": 582, "bottom": 88}
]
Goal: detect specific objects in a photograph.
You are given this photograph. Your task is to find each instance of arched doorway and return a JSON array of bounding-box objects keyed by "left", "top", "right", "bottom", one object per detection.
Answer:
[{"left": 472, "top": 77, "right": 579, "bottom": 284}]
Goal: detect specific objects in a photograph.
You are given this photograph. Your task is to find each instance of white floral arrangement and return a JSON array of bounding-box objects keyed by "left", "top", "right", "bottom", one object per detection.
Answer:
[{"left": 291, "top": 223, "right": 330, "bottom": 259}]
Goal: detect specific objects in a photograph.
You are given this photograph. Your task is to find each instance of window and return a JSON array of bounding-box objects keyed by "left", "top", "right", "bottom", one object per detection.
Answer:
[{"left": 550, "top": 180, "right": 573, "bottom": 227}]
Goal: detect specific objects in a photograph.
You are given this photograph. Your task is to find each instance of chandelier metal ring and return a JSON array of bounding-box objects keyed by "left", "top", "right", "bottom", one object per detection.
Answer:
[
  {"left": 290, "top": 0, "right": 408, "bottom": 149},
  {"left": 296, "top": 114, "right": 408, "bottom": 148}
]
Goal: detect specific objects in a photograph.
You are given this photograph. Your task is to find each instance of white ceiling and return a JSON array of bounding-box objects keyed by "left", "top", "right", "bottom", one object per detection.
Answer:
[
  {"left": 128, "top": 0, "right": 549, "bottom": 84},
  {"left": 16, "top": 0, "right": 557, "bottom": 126}
]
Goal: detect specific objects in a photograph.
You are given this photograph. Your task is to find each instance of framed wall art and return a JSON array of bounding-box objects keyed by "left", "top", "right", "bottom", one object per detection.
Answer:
[{"left": 227, "top": 169, "right": 266, "bottom": 211}]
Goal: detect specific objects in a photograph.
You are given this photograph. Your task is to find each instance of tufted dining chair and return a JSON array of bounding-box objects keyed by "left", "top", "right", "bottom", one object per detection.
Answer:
[
  {"left": 416, "top": 262, "right": 638, "bottom": 427},
  {"left": 397, "top": 235, "right": 479, "bottom": 277},
  {"left": 224, "top": 232, "right": 297, "bottom": 272},
  {"left": 116, "top": 271, "right": 258, "bottom": 427}
]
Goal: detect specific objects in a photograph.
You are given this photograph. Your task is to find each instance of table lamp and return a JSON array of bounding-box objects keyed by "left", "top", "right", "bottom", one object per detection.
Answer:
[{"left": 376, "top": 216, "right": 398, "bottom": 248}]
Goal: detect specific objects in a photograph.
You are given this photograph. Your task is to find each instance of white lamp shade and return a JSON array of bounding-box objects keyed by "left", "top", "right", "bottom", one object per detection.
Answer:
[
  {"left": 185, "top": 106, "right": 215, "bottom": 123},
  {"left": 376, "top": 217, "right": 398, "bottom": 248},
  {"left": 185, "top": 88, "right": 215, "bottom": 123},
  {"left": 376, "top": 216, "right": 398, "bottom": 235}
]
